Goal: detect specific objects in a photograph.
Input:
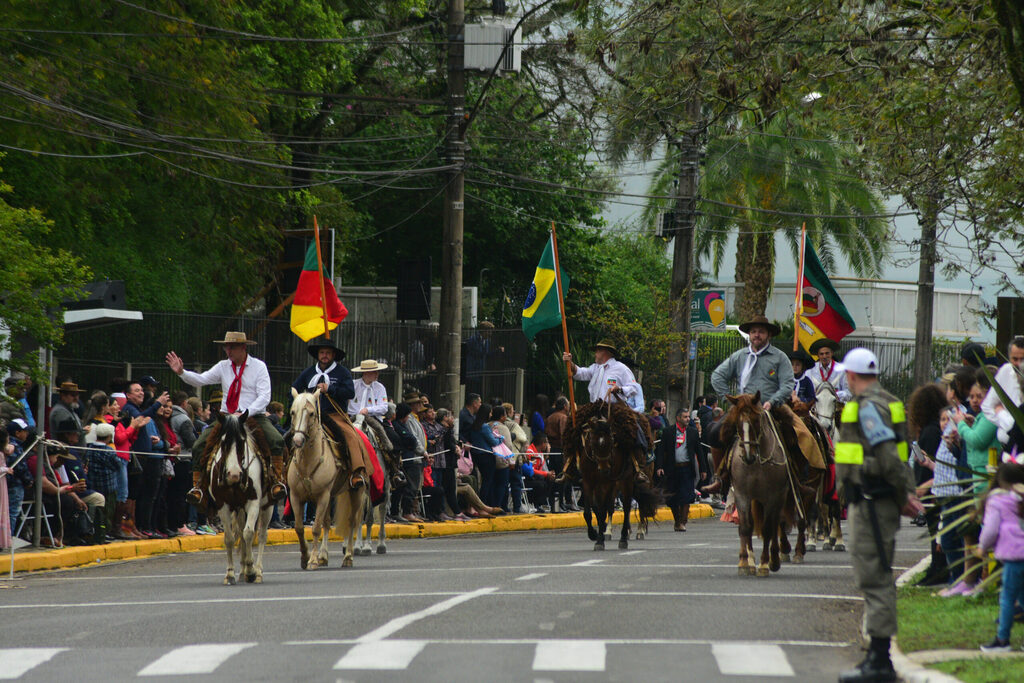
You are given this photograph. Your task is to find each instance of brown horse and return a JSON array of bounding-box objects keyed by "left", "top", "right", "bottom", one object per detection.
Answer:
[
  {"left": 567, "top": 402, "right": 660, "bottom": 551},
  {"left": 725, "top": 393, "right": 792, "bottom": 577}
]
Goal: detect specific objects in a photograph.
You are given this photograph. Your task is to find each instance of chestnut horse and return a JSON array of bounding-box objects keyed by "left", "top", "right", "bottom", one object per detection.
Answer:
[{"left": 725, "top": 393, "right": 792, "bottom": 576}]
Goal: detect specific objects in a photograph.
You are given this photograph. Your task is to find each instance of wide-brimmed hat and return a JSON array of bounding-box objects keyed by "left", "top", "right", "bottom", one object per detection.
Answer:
[
  {"left": 788, "top": 349, "right": 814, "bottom": 367},
  {"left": 213, "top": 331, "right": 256, "bottom": 345},
  {"left": 209, "top": 389, "right": 224, "bottom": 405},
  {"left": 738, "top": 315, "right": 781, "bottom": 336},
  {"left": 594, "top": 340, "right": 619, "bottom": 357},
  {"left": 352, "top": 359, "right": 388, "bottom": 373},
  {"left": 809, "top": 338, "right": 840, "bottom": 355},
  {"left": 402, "top": 391, "right": 424, "bottom": 405},
  {"left": 54, "top": 381, "right": 84, "bottom": 394},
  {"left": 306, "top": 337, "right": 346, "bottom": 362}
]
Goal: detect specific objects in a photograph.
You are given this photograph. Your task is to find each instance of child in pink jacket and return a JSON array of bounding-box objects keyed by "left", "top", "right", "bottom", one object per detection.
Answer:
[{"left": 977, "top": 461, "right": 1024, "bottom": 652}]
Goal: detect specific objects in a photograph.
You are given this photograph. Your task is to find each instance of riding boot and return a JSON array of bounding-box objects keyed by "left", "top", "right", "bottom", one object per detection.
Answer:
[
  {"left": 633, "top": 453, "right": 650, "bottom": 484},
  {"left": 91, "top": 506, "right": 109, "bottom": 545},
  {"left": 700, "top": 479, "right": 721, "bottom": 495},
  {"left": 837, "top": 637, "right": 896, "bottom": 683},
  {"left": 113, "top": 502, "right": 132, "bottom": 540},
  {"left": 269, "top": 455, "right": 287, "bottom": 502},
  {"left": 185, "top": 470, "right": 205, "bottom": 506},
  {"left": 672, "top": 504, "right": 684, "bottom": 531},
  {"left": 123, "top": 500, "right": 145, "bottom": 539},
  {"left": 679, "top": 503, "right": 689, "bottom": 532}
]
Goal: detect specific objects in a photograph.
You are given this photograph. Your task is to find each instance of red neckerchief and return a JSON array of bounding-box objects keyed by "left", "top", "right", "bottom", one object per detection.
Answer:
[
  {"left": 226, "top": 359, "right": 246, "bottom": 413},
  {"left": 820, "top": 361, "right": 834, "bottom": 382},
  {"left": 675, "top": 423, "right": 687, "bottom": 447}
]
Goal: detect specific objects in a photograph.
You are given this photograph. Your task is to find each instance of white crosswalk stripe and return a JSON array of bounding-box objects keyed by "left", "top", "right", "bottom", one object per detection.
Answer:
[
  {"left": 0, "top": 648, "right": 66, "bottom": 680},
  {"left": 712, "top": 643, "right": 795, "bottom": 677},
  {"left": 532, "top": 640, "right": 606, "bottom": 671},
  {"left": 137, "top": 643, "right": 256, "bottom": 677},
  {"left": 334, "top": 640, "right": 427, "bottom": 670}
]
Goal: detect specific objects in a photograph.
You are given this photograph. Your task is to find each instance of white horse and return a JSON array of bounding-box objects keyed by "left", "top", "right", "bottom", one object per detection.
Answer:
[
  {"left": 809, "top": 380, "right": 845, "bottom": 551},
  {"left": 288, "top": 389, "right": 365, "bottom": 569},
  {"left": 352, "top": 414, "right": 397, "bottom": 556},
  {"left": 206, "top": 412, "right": 272, "bottom": 585}
]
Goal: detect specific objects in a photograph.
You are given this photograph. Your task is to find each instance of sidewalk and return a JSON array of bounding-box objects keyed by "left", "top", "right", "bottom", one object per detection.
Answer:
[{"left": 6, "top": 504, "right": 713, "bottom": 574}]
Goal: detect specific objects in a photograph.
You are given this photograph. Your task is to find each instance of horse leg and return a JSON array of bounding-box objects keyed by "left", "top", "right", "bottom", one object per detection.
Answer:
[
  {"left": 779, "top": 522, "right": 792, "bottom": 563},
  {"left": 356, "top": 498, "right": 370, "bottom": 556},
  {"left": 618, "top": 485, "right": 631, "bottom": 550},
  {"left": 832, "top": 506, "right": 846, "bottom": 551},
  {"left": 242, "top": 505, "right": 258, "bottom": 583},
  {"left": 221, "top": 505, "right": 236, "bottom": 585},
  {"left": 583, "top": 486, "right": 598, "bottom": 542},
  {"left": 736, "top": 502, "right": 755, "bottom": 576},
  {"left": 307, "top": 490, "right": 330, "bottom": 570},
  {"left": 291, "top": 492, "right": 309, "bottom": 570},
  {"left": 764, "top": 509, "right": 781, "bottom": 575},
  {"left": 335, "top": 489, "right": 359, "bottom": 568},
  {"left": 253, "top": 504, "right": 271, "bottom": 584},
  {"left": 794, "top": 514, "right": 807, "bottom": 564},
  {"left": 594, "top": 496, "right": 607, "bottom": 551},
  {"left": 375, "top": 486, "right": 389, "bottom": 554}
]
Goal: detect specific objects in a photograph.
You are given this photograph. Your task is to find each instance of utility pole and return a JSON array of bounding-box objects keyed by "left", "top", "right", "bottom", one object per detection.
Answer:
[
  {"left": 913, "top": 192, "right": 940, "bottom": 388},
  {"left": 667, "top": 99, "right": 701, "bottom": 414},
  {"left": 438, "top": 0, "right": 466, "bottom": 411}
]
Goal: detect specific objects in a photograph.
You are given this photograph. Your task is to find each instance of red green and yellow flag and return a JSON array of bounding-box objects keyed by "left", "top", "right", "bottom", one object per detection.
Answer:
[
  {"left": 290, "top": 234, "right": 347, "bottom": 341},
  {"left": 796, "top": 235, "right": 855, "bottom": 352}
]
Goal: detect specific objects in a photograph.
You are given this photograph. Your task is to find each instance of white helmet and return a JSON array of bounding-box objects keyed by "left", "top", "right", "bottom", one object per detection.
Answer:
[{"left": 844, "top": 348, "right": 879, "bottom": 375}]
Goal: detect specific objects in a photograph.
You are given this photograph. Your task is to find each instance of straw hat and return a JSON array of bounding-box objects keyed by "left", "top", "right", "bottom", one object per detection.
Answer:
[
  {"left": 594, "top": 340, "right": 619, "bottom": 357},
  {"left": 212, "top": 331, "right": 256, "bottom": 345},
  {"left": 54, "top": 381, "right": 85, "bottom": 394},
  {"left": 352, "top": 359, "right": 388, "bottom": 373}
]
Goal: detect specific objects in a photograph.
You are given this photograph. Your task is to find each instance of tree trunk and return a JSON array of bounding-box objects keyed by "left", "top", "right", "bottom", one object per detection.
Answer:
[{"left": 734, "top": 227, "right": 775, "bottom": 321}]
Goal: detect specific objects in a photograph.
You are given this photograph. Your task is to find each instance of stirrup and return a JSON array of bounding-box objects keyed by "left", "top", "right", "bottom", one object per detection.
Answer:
[
  {"left": 635, "top": 470, "right": 650, "bottom": 484},
  {"left": 185, "top": 488, "right": 204, "bottom": 505},
  {"left": 349, "top": 473, "right": 366, "bottom": 489},
  {"left": 269, "top": 482, "right": 287, "bottom": 502}
]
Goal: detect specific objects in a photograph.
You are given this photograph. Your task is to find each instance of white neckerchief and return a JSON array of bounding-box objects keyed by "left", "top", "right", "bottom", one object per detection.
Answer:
[
  {"left": 739, "top": 344, "right": 769, "bottom": 393},
  {"left": 308, "top": 361, "right": 337, "bottom": 389}
]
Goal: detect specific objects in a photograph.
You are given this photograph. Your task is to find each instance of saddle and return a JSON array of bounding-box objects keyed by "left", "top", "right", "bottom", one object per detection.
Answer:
[{"left": 199, "top": 418, "right": 273, "bottom": 496}]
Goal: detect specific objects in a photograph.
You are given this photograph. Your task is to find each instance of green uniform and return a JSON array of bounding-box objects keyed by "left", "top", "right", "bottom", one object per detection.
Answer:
[{"left": 835, "top": 382, "right": 915, "bottom": 639}]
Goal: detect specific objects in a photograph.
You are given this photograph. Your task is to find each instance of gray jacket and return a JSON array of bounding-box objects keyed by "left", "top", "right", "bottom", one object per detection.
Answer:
[
  {"left": 711, "top": 344, "right": 795, "bottom": 408},
  {"left": 169, "top": 405, "right": 197, "bottom": 459}
]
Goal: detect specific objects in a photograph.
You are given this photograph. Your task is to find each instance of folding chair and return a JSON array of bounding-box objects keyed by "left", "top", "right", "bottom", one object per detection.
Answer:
[{"left": 15, "top": 501, "right": 60, "bottom": 548}]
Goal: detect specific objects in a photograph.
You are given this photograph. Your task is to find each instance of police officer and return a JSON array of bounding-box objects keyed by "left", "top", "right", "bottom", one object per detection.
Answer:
[{"left": 835, "top": 348, "right": 924, "bottom": 683}]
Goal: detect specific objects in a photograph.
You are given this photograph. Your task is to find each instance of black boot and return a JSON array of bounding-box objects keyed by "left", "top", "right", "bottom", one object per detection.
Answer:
[
  {"left": 838, "top": 638, "right": 895, "bottom": 683},
  {"left": 916, "top": 542, "right": 949, "bottom": 586}
]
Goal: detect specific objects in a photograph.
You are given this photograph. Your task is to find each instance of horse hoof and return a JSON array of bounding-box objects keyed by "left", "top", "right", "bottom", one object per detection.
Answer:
[
  {"left": 224, "top": 575, "right": 236, "bottom": 586},
  {"left": 770, "top": 559, "right": 781, "bottom": 572},
  {"left": 376, "top": 546, "right": 387, "bottom": 555},
  {"left": 604, "top": 532, "right": 612, "bottom": 540},
  {"left": 794, "top": 555, "right": 805, "bottom": 564},
  {"left": 306, "top": 561, "right": 318, "bottom": 571},
  {"left": 342, "top": 557, "right": 353, "bottom": 568},
  {"left": 636, "top": 531, "right": 645, "bottom": 540},
  {"left": 618, "top": 541, "right": 628, "bottom": 550},
  {"left": 738, "top": 567, "right": 748, "bottom": 576},
  {"left": 319, "top": 557, "right": 328, "bottom": 567},
  {"left": 244, "top": 573, "right": 256, "bottom": 583},
  {"left": 757, "top": 567, "right": 770, "bottom": 577},
  {"left": 594, "top": 542, "right": 605, "bottom": 551},
  {"left": 587, "top": 529, "right": 599, "bottom": 541},
  {"left": 780, "top": 553, "right": 791, "bottom": 563},
  {"left": 358, "top": 548, "right": 370, "bottom": 556},
  {"left": 834, "top": 543, "right": 846, "bottom": 552},
  {"left": 253, "top": 574, "right": 263, "bottom": 584},
  {"left": 806, "top": 543, "right": 816, "bottom": 552}
]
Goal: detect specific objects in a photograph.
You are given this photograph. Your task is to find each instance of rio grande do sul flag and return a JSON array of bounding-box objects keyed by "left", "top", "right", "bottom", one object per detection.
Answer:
[
  {"left": 522, "top": 236, "right": 568, "bottom": 341},
  {"left": 796, "top": 236, "right": 855, "bottom": 352},
  {"left": 290, "top": 239, "right": 348, "bottom": 341}
]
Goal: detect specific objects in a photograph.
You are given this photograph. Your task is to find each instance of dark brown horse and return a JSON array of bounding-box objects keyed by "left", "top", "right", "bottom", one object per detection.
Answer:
[
  {"left": 725, "top": 393, "right": 792, "bottom": 576},
  {"left": 567, "top": 402, "right": 660, "bottom": 551}
]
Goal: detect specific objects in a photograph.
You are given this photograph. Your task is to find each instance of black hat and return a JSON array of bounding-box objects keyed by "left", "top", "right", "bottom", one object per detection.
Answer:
[
  {"left": 809, "top": 338, "right": 841, "bottom": 355},
  {"left": 788, "top": 349, "right": 814, "bottom": 367},
  {"left": 139, "top": 375, "right": 159, "bottom": 387},
  {"left": 306, "top": 337, "right": 346, "bottom": 362},
  {"left": 738, "top": 315, "right": 781, "bottom": 337}
]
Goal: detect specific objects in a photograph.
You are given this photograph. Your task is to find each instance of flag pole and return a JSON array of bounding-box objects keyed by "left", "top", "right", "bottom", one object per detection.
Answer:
[
  {"left": 313, "top": 216, "right": 330, "bottom": 338},
  {"left": 794, "top": 222, "right": 807, "bottom": 352},
  {"left": 549, "top": 221, "right": 577, "bottom": 427}
]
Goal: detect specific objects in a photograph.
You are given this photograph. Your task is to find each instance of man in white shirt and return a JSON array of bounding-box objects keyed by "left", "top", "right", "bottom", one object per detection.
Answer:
[
  {"left": 558, "top": 340, "right": 649, "bottom": 483},
  {"left": 806, "top": 338, "right": 852, "bottom": 402},
  {"left": 981, "top": 336, "right": 1024, "bottom": 445},
  {"left": 348, "top": 359, "right": 390, "bottom": 419},
  {"left": 166, "top": 331, "right": 286, "bottom": 504}
]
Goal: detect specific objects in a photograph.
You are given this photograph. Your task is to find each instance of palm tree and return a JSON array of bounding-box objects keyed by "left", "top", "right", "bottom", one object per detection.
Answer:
[{"left": 644, "top": 108, "right": 890, "bottom": 321}]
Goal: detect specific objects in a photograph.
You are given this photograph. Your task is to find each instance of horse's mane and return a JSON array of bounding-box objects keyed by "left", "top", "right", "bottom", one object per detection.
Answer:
[
  {"left": 563, "top": 401, "right": 638, "bottom": 460},
  {"left": 790, "top": 399, "right": 812, "bottom": 417}
]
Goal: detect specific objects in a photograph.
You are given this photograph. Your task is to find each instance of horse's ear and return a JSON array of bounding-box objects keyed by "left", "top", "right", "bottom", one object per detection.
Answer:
[
  {"left": 313, "top": 387, "right": 322, "bottom": 399},
  {"left": 215, "top": 410, "right": 226, "bottom": 425},
  {"left": 726, "top": 394, "right": 738, "bottom": 405},
  {"left": 753, "top": 390, "right": 762, "bottom": 405},
  {"left": 291, "top": 387, "right": 299, "bottom": 399}
]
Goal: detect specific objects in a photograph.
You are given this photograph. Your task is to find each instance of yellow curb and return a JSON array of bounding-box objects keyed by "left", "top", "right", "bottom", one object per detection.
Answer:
[{"left": 7, "top": 504, "right": 713, "bottom": 574}]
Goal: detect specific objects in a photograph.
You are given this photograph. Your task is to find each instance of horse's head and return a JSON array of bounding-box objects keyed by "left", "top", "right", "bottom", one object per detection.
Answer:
[
  {"left": 725, "top": 392, "right": 763, "bottom": 465},
  {"left": 581, "top": 415, "right": 616, "bottom": 473},
  {"left": 289, "top": 387, "right": 322, "bottom": 449},
  {"left": 216, "top": 411, "right": 250, "bottom": 485},
  {"left": 813, "top": 381, "right": 839, "bottom": 433}
]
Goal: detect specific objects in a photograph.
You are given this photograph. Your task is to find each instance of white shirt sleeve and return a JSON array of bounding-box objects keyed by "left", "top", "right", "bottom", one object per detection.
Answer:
[
  {"left": 179, "top": 361, "right": 226, "bottom": 388},
  {"left": 240, "top": 359, "right": 271, "bottom": 415},
  {"left": 574, "top": 363, "right": 596, "bottom": 381}
]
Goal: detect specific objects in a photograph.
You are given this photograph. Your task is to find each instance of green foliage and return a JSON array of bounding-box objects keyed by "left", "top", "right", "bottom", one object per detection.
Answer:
[{"left": 0, "top": 163, "right": 91, "bottom": 378}]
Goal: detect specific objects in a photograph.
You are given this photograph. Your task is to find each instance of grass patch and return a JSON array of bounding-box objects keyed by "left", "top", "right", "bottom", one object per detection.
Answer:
[
  {"left": 932, "top": 657, "right": 1024, "bottom": 683},
  {"left": 897, "top": 583, "right": 1013, "bottom": 653}
]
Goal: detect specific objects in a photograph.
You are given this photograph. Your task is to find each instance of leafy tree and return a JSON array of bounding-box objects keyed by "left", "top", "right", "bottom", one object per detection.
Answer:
[{"left": 0, "top": 162, "right": 91, "bottom": 378}]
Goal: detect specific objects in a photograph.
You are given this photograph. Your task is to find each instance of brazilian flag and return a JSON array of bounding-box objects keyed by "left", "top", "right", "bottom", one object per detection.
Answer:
[{"left": 522, "top": 237, "right": 568, "bottom": 341}]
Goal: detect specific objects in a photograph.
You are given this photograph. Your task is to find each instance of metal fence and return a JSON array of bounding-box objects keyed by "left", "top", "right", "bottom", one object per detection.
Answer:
[{"left": 56, "top": 311, "right": 960, "bottom": 410}]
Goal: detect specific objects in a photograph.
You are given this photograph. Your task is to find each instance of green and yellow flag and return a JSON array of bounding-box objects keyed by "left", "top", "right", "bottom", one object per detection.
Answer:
[{"left": 522, "top": 236, "right": 568, "bottom": 341}]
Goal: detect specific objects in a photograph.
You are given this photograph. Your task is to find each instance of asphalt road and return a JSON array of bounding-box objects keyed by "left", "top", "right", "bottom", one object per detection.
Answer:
[{"left": 0, "top": 514, "right": 931, "bottom": 682}]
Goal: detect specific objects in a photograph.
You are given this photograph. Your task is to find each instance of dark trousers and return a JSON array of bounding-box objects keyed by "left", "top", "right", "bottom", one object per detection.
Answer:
[
  {"left": 166, "top": 460, "right": 192, "bottom": 530},
  {"left": 490, "top": 467, "right": 510, "bottom": 509},
  {"left": 472, "top": 452, "right": 495, "bottom": 506},
  {"left": 528, "top": 476, "right": 552, "bottom": 509},
  {"left": 440, "top": 467, "right": 459, "bottom": 516},
  {"left": 509, "top": 467, "right": 524, "bottom": 513},
  {"left": 137, "top": 457, "right": 165, "bottom": 532},
  {"left": 422, "top": 484, "right": 445, "bottom": 519}
]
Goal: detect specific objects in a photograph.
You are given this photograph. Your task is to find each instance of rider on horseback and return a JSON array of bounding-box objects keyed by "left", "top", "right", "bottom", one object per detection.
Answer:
[
  {"left": 292, "top": 338, "right": 374, "bottom": 490},
  {"left": 704, "top": 316, "right": 826, "bottom": 496},
  {"left": 347, "top": 359, "right": 389, "bottom": 419},
  {"left": 806, "top": 338, "right": 853, "bottom": 402},
  {"left": 556, "top": 340, "right": 650, "bottom": 485},
  {"left": 166, "top": 331, "right": 287, "bottom": 504}
]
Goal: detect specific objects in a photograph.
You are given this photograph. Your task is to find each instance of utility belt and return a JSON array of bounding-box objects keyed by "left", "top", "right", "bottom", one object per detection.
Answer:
[{"left": 843, "top": 476, "right": 895, "bottom": 504}]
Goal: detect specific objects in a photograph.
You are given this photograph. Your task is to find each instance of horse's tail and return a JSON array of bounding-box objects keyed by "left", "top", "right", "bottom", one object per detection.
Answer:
[
  {"left": 751, "top": 499, "right": 765, "bottom": 539},
  {"left": 633, "top": 481, "right": 663, "bottom": 527}
]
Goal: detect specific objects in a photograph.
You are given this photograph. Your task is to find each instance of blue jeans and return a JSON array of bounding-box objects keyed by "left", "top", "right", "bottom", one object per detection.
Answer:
[
  {"left": 999, "top": 561, "right": 1024, "bottom": 641},
  {"left": 8, "top": 482, "right": 24, "bottom": 532},
  {"left": 115, "top": 459, "right": 129, "bottom": 503}
]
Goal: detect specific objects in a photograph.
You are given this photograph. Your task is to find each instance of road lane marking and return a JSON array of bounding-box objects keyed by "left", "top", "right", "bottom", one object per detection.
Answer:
[
  {"left": 0, "top": 591, "right": 460, "bottom": 611},
  {"left": 712, "top": 643, "right": 794, "bottom": 677},
  {"left": 515, "top": 573, "right": 548, "bottom": 581},
  {"left": 356, "top": 587, "right": 499, "bottom": 643},
  {"left": 334, "top": 640, "right": 427, "bottom": 670},
  {"left": 0, "top": 648, "right": 65, "bottom": 679},
  {"left": 569, "top": 559, "right": 605, "bottom": 566},
  {"left": 138, "top": 643, "right": 255, "bottom": 676},
  {"left": 504, "top": 590, "right": 862, "bottom": 601},
  {"left": 533, "top": 640, "right": 606, "bottom": 671},
  {"left": 620, "top": 550, "right": 645, "bottom": 556},
  {"left": 284, "top": 637, "right": 848, "bottom": 647}
]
